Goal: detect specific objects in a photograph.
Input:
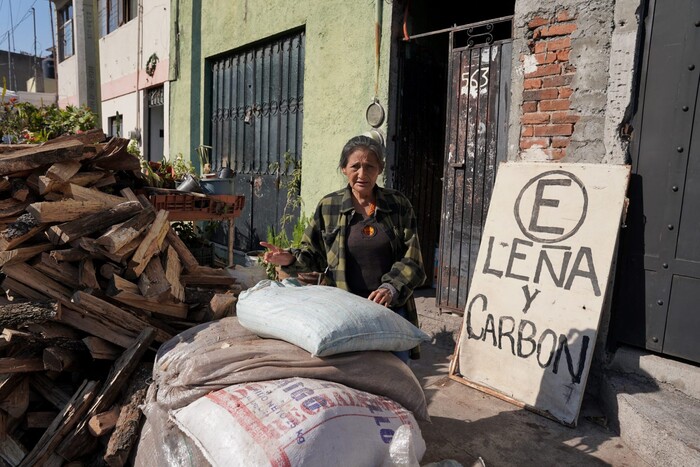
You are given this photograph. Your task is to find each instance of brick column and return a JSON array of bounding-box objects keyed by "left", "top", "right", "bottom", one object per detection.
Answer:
[{"left": 520, "top": 11, "right": 578, "bottom": 161}]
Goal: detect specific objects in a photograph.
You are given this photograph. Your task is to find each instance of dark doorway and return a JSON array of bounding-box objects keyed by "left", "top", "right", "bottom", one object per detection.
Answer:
[
  {"left": 612, "top": 0, "right": 700, "bottom": 364},
  {"left": 392, "top": 1, "right": 515, "bottom": 311}
]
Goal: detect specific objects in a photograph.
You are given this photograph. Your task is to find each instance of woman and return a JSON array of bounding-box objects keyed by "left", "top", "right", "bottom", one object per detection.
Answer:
[{"left": 261, "top": 134, "right": 426, "bottom": 361}]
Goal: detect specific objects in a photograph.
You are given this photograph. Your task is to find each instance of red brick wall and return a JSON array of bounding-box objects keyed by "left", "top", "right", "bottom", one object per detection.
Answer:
[{"left": 520, "top": 11, "right": 578, "bottom": 161}]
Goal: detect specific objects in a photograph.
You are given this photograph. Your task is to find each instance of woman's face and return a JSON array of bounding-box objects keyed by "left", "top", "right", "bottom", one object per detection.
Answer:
[{"left": 342, "top": 148, "right": 383, "bottom": 198}]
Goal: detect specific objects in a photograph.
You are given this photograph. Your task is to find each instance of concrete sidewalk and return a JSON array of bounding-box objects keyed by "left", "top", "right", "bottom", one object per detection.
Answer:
[{"left": 411, "top": 289, "right": 649, "bottom": 467}]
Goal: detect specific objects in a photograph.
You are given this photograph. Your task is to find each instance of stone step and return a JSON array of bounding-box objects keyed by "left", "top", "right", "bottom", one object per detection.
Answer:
[{"left": 600, "top": 370, "right": 700, "bottom": 467}]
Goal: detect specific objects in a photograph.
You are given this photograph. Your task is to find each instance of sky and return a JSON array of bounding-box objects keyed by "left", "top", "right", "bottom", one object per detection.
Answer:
[{"left": 0, "top": 0, "right": 54, "bottom": 58}]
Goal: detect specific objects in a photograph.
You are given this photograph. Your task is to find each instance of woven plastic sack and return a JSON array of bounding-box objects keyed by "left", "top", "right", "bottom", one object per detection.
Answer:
[
  {"left": 237, "top": 281, "right": 431, "bottom": 357},
  {"left": 171, "top": 377, "right": 426, "bottom": 467}
]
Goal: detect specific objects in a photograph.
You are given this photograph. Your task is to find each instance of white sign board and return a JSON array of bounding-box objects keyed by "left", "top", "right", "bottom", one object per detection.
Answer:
[{"left": 451, "top": 162, "right": 630, "bottom": 426}]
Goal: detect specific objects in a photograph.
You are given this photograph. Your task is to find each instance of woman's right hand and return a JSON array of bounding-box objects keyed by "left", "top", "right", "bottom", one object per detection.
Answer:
[{"left": 260, "top": 242, "right": 295, "bottom": 266}]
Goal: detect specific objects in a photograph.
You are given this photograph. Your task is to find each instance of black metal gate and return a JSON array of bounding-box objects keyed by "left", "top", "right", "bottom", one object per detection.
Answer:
[
  {"left": 437, "top": 20, "right": 512, "bottom": 312},
  {"left": 209, "top": 30, "right": 305, "bottom": 251},
  {"left": 612, "top": 0, "right": 700, "bottom": 363}
]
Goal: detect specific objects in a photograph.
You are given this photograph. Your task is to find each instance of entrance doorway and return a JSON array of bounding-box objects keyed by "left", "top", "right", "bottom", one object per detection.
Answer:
[{"left": 392, "top": 1, "right": 515, "bottom": 312}]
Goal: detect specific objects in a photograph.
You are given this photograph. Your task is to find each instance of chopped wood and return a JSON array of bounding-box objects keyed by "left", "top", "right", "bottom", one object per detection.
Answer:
[
  {"left": 0, "top": 214, "right": 45, "bottom": 251},
  {"left": 164, "top": 246, "right": 185, "bottom": 302},
  {"left": 46, "top": 160, "right": 82, "bottom": 182},
  {"left": 78, "top": 258, "right": 100, "bottom": 290},
  {"left": 180, "top": 272, "right": 239, "bottom": 287},
  {"left": 62, "top": 183, "right": 125, "bottom": 207},
  {"left": 99, "top": 263, "right": 124, "bottom": 280},
  {"left": 88, "top": 406, "right": 120, "bottom": 437},
  {"left": 107, "top": 275, "right": 188, "bottom": 319},
  {"left": 0, "top": 375, "right": 24, "bottom": 403},
  {"left": 0, "top": 378, "right": 28, "bottom": 419},
  {"left": 27, "top": 199, "right": 106, "bottom": 223},
  {"left": 25, "top": 321, "right": 80, "bottom": 339},
  {"left": 33, "top": 253, "right": 82, "bottom": 289},
  {"left": 210, "top": 292, "right": 238, "bottom": 320},
  {"left": 0, "top": 198, "right": 32, "bottom": 218},
  {"left": 58, "top": 304, "right": 135, "bottom": 349},
  {"left": 2, "top": 262, "right": 73, "bottom": 304},
  {"left": 26, "top": 411, "right": 59, "bottom": 429},
  {"left": 138, "top": 256, "right": 171, "bottom": 299},
  {"left": 0, "top": 357, "right": 45, "bottom": 373},
  {"left": 0, "top": 243, "right": 52, "bottom": 267},
  {"left": 1, "top": 277, "right": 50, "bottom": 302},
  {"left": 46, "top": 128, "right": 106, "bottom": 146},
  {"left": 93, "top": 173, "right": 117, "bottom": 188},
  {"left": 29, "top": 374, "right": 73, "bottom": 411},
  {"left": 18, "top": 379, "right": 99, "bottom": 467},
  {"left": 49, "top": 247, "right": 89, "bottom": 262},
  {"left": 71, "top": 291, "right": 172, "bottom": 343},
  {"left": 56, "top": 328, "right": 155, "bottom": 460},
  {"left": 0, "top": 434, "right": 27, "bottom": 466},
  {"left": 82, "top": 336, "right": 121, "bottom": 360},
  {"left": 96, "top": 207, "right": 155, "bottom": 253},
  {"left": 39, "top": 171, "right": 105, "bottom": 195},
  {"left": 119, "top": 188, "right": 139, "bottom": 202},
  {"left": 0, "top": 178, "right": 9, "bottom": 192},
  {"left": 0, "top": 328, "right": 33, "bottom": 343},
  {"left": 165, "top": 226, "right": 200, "bottom": 271},
  {"left": 0, "top": 301, "right": 56, "bottom": 328},
  {"left": 0, "top": 140, "right": 85, "bottom": 176},
  {"left": 127, "top": 209, "right": 169, "bottom": 278},
  {"left": 10, "top": 179, "right": 29, "bottom": 202},
  {"left": 47, "top": 200, "right": 142, "bottom": 245},
  {"left": 104, "top": 364, "right": 151, "bottom": 466},
  {"left": 90, "top": 138, "right": 140, "bottom": 171},
  {"left": 43, "top": 346, "right": 90, "bottom": 372}
]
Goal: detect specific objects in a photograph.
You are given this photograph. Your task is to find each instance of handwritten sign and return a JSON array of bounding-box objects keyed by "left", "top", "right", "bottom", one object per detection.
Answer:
[{"left": 450, "top": 162, "right": 630, "bottom": 426}]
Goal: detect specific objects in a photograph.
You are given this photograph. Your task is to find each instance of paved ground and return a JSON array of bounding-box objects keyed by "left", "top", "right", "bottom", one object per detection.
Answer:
[{"left": 411, "top": 288, "right": 649, "bottom": 467}]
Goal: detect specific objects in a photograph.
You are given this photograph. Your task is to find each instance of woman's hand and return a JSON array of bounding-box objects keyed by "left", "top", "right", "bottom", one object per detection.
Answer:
[
  {"left": 368, "top": 287, "right": 393, "bottom": 307},
  {"left": 260, "top": 242, "right": 295, "bottom": 266}
]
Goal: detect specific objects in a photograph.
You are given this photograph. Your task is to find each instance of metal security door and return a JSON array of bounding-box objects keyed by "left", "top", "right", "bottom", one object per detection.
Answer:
[
  {"left": 612, "top": 0, "right": 700, "bottom": 363},
  {"left": 210, "top": 31, "right": 305, "bottom": 251},
  {"left": 437, "top": 21, "right": 512, "bottom": 312}
]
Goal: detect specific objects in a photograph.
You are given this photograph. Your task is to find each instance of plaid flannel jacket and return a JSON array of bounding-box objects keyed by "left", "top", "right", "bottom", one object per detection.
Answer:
[{"left": 284, "top": 185, "right": 426, "bottom": 357}]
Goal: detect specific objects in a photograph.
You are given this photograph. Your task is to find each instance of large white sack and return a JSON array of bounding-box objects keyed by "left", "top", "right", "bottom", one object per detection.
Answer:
[
  {"left": 171, "top": 377, "right": 426, "bottom": 467},
  {"left": 237, "top": 280, "right": 430, "bottom": 357}
]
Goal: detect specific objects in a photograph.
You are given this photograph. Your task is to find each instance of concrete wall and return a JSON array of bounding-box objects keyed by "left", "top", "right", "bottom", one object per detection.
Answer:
[
  {"left": 508, "top": 0, "right": 642, "bottom": 165},
  {"left": 0, "top": 51, "right": 41, "bottom": 92},
  {"left": 169, "top": 0, "right": 394, "bottom": 212}
]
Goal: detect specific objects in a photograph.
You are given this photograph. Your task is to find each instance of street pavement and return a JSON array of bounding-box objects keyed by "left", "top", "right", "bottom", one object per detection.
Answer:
[{"left": 411, "top": 289, "right": 649, "bottom": 467}]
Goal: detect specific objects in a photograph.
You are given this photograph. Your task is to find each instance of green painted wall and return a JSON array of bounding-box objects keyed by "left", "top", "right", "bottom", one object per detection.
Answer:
[{"left": 169, "top": 0, "right": 394, "bottom": 213}]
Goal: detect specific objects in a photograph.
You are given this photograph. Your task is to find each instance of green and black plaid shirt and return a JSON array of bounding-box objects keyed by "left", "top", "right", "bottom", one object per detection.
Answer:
[{"left": 284, "top": 185, "right": 426, "bottom": 357}]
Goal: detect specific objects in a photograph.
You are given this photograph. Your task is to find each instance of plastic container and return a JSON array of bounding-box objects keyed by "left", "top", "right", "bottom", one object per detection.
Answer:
[{"left": 200, "top": 178, "right": 235, "bottom": 195}]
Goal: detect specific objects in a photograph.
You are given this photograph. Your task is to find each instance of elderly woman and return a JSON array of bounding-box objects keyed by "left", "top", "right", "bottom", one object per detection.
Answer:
[{"left": 261, "top": 134, "right": 426, "bottom": 361}]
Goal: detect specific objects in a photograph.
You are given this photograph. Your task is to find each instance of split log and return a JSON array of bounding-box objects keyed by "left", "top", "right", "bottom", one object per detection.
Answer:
[
  {"left": 0, "top": 198, "right": 32, "bottom": 218},
  {"left": 165, "top": 227, "right": 200, "bottom": 272},
  {"left": 47, "top": 128, "right": 106, "bottom": 146},
  {"left": 119, "top": 188, "right": 139, "bottom": 202},
  {"left": 0, "top": 243, "right": 52, "bottom": 267},
  {"left": 47, "top": 201, "right": 142, "bottom": 245},
  {"left": 127, "top": 209, "right": 169, "bottom": 277},
  {"left": 78, "top": 258, "right": 100, "bottom": 289},
  {"left": 62, "top": 183, "right": 125, "bottom": 207},
  {"left": 210, "top": 292, "right": 238, "bottom": 320},
  {"left": 0, "top": 301, "right": 56, "bottom": 328},
  {"left": 96, "top": 207, "right": 155, "bottom": 253},
  {"left": 33, "top": 253, "right": 82, "bottom": 289},
  {"left": 49, "top": 247, "right": 89, "bottom": 262},
  {"left": 180, "top": 272, "right": 238, "bottom": 287},
  {"left": 43, "top": 347, "right": 91, "bottom": 372},
  {"left": 104, "top": 364, "right": 151, "bottom": 466},
  {"left": 0, "top": 214, "right": 45, "bottom": 251},
  {"left": 18, "top": 379, "right": 99, "bottom": 467},
  {"left": 2, "top": 262, "right": 73, "bottom": 304},
  {"left": 1, "top": 277, "right": 51, "bottom": 302},
  {"left": 0, "top": 140, "right": 84, "bottom": 176},
  {"left": 56, "top": 328, "right": 155, "bottom": 460},
  {"left": 0, "top": 378, "right": 29, "bottom": 419},
  {"left": 27, "top": 199, "right": 107, "bottom": 223},
  {"left": 29, "top": 374, "right": 73, "bottom": 411},
  {"left": 0, "top": 178, "right": 9, "bottom": 192},
  {"left": 39, "top": 171, "right": 105, "bottom": 195},
  {"left": 82, "top": 336, "right": 121, "bottom": 360},
  {"left": 90, "top": 138, "right": 140, "bottom": 171},
  {"left": 164, "top": 246, "right": 185, "bottom": 302},
  {"left": 25, "top": 321, "right": 80, "bottom": 340},
  {"left": 88, "top": 406, "right": 120, "bottom": 437},
  {"left": 137, "top": 256, "right": 170, "bottom": 299},
  {"left": 45, "top": 160, "right": 82, "bottom": 181},
  {"left": 0, "top": 375, "right": 24, "bottom": 402},
  {"left": 107, "top": 275, "right": 188, "bottom": 319},
  {"left": 0, "top": 357, "right": 44, "bottom": 373},
  {"left": 10, "top": 179, "right": 29, "bottom": 202},
  {"left": 93, "top": 173, "right": 117, "bottom": 188}
]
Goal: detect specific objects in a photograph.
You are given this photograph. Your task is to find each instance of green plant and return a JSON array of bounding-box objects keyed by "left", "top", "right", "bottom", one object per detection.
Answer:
[
  {"left": 263, "top": 214, "right": 310, "bottom": 279},
  {"left": 171, "top": 152, "right": 196, "bottom": 180}
]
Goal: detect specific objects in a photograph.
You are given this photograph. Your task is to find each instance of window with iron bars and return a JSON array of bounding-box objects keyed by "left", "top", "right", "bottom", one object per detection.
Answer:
[
  {"left": 57, "top": 4, "right": 74, "bottom": 62},
  {"left": 98, "top": 0, "right": 137, "bottom": 37}
]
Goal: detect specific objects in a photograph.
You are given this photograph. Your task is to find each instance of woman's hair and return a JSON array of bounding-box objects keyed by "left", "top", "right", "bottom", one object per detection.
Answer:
[{"left": 338, "top": 135, "right": 385, "bottom": 170}]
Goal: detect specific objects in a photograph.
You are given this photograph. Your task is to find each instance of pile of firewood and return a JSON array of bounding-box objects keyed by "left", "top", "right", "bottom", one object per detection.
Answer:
[{"left": 0, "top": 130, "right": 242, "bottom": 465}]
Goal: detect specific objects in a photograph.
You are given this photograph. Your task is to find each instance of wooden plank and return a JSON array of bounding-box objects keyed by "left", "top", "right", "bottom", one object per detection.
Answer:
[
  {"left": 164, "top": 246, "right": 185, "bottom": 302},
  {"left": 82, "top": 336, "right": 121, "bottom": 360},
  {"left": 88, "top": 407, "right": 120, "bottom": 436},
  {"left": 96, "top": 207, "right": 155, "bottom": 253},
  {"left": 56, "top": 328, "right": 155, "bottom": 460},
  {"left": 45, "top": 160, "right": 82, "bottom": 182},
  {"left": 2, "top": 262, "right": 73, "bottom": 304},
  {"left": 0, "top": 358, "right": 44, "bottom": 373},
  {"left": 18, "top": 379, "right": 99, "bottom": 467},
  {"left": 63, "top": 183, "right": 125, "bottom": 207},
  {"left": 127, "top": 210, "right": 170, "bottom": 277},
  {"left": 27, "top": 199, "right": 106, "bottom": 223},
  {"left": 0, "top": 243, "right": 52, "bottom": 267},
  {"left": 107, "top": 275, "right": 188, "bottom": 319},
  {"left": 0, "top": 139, "right": 84, "bottom": 176},
  {"left": 0, "top": 434, "right": 27, "bottom": 466},
  {"left": 47, "top": 201, "right": 142, "bottom": 245}
]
